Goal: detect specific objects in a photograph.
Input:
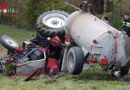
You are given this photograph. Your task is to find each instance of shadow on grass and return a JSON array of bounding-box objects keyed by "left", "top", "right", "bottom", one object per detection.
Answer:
[{"left": 65, "top": 64, "right": 130, "bottom": 82}]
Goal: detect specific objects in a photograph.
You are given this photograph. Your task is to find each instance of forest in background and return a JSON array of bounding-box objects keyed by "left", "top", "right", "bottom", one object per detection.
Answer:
[{"left": 0, "top": 0, "right": 130, "bottom": 30}]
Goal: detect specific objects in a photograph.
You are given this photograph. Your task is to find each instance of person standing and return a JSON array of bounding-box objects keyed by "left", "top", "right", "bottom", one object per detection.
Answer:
[
  {"left": 102, "top": 16, "right": 112, "bottom": 26},
  {"left": 122, "top": 12, "right": 130, "bottom": 37}
]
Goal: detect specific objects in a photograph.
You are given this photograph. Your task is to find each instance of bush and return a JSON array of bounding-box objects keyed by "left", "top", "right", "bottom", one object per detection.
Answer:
[
  {"left": 0, "top": 0, "right": 75, "bottom": 30},
  {"left": 0, "top": 0, "right": 129, "bottom": 30}
]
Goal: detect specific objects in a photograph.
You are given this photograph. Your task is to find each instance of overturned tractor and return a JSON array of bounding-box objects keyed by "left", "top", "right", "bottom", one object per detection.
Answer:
[{"left": 0, "top": 11, "right": 69, "bottom": 79}]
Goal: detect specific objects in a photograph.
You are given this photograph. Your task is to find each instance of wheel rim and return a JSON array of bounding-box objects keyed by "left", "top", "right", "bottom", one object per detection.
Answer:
[
  {"left": 4, "top": 37, "right": 18, "bottom": 47},
  {"left": 42, "top": 13, "right": 68, "bottom": 28},
  {"left": 68, "top": 52, "right": 74, "bottom": 69}
]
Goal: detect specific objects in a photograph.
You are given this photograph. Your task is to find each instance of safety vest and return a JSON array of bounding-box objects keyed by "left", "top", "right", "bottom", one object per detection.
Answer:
[{"left": 122, "top": 19, "right": 130, "bottom": 36}]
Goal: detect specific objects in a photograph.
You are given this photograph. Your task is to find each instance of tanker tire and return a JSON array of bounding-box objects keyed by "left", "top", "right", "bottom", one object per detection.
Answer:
[
  {"left": 0, "top": 64, "right": 2, "bottom": 73},
  {"left": 67, "top": 47, "right": 84, "bottom": 75},
  {"left": 0, "top": 35, "right": 19, "bottom": 51},
  {"left": 120, "top": 66, "right": 129, "bottom": 76},
  {"left": 120, "top": 61, "right": 130, "bottom": 76}
]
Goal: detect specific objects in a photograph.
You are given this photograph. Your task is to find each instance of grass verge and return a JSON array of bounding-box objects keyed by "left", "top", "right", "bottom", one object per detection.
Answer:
[{"left": 0, "top": 24, "right": 130, "bottom": 90}]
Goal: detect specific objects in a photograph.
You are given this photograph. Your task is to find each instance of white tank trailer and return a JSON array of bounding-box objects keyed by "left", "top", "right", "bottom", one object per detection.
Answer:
[{"left": 64, "top": 11, "right": 130, "bottom": 77}]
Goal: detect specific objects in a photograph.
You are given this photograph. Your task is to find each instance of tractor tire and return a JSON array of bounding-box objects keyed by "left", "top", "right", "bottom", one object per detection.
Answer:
[
  {"left": 37, "top": 27, "right": 66, "bottom": 37},
  {"left": 0, "top": 35, "right": 19, "bottom": 51},
  {"left": 67, "top": 47, "right": 84, "bottom": 75},
  {"left": 36, "top": 10, "right": 69, "bottom": 29},
  {"left": 36, "top": 10, "right": 69, "bottom": 37}
]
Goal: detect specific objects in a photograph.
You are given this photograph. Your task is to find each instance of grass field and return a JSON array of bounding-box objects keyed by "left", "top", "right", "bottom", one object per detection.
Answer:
[{"left": 0, "top": 24, "right": 130, "bottom": 90}]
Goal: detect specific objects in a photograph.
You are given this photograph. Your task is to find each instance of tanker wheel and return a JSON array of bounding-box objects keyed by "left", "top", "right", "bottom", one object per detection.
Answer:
[
  {"left": 0, "top": 35, "right": 19, "bottom": 51},
  {"left": 67, "top": 47, "right": 84, "bottom": 75},
  {"left": 120, "top": 61, "right": 130, "bottom": 76},
  {"left": 0, "top": 63, "right": 3, "bottom": 73}
]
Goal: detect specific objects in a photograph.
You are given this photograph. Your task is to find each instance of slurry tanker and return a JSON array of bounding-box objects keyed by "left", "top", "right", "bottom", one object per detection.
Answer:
[{"left": 62, "top": 11, "right": 130, "bottom": 77}]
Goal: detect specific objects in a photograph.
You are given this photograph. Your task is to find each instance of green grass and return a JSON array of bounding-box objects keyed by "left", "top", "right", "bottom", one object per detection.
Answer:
[
  {"left": 0, "top": 24, "right": 34, "bottom": 56},
  {"left": 0, "top": 24, "right": 34, "bottom": 43},
  {"left": 0, "top": 24, "right": 130, "bottom": 90}
]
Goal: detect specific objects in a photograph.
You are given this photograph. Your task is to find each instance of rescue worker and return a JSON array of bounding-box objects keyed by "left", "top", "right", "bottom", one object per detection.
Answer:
[
  {"left": 122, "top": 12, "right": 130, "bottom": 37},
  {"left": 102, "top": 16, "right": 112, "bottom": 26},
  {"left": 80, "top": 1, "right": 92, "bottom": 12}
]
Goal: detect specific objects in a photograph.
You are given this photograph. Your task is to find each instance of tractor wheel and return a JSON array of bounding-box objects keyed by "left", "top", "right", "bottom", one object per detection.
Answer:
[
  {"left": 36, "top": 10, "right": 69, "bottom": 37},
  {"left": 0, "top": 35, "right": 19, "bottom": 51}
]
